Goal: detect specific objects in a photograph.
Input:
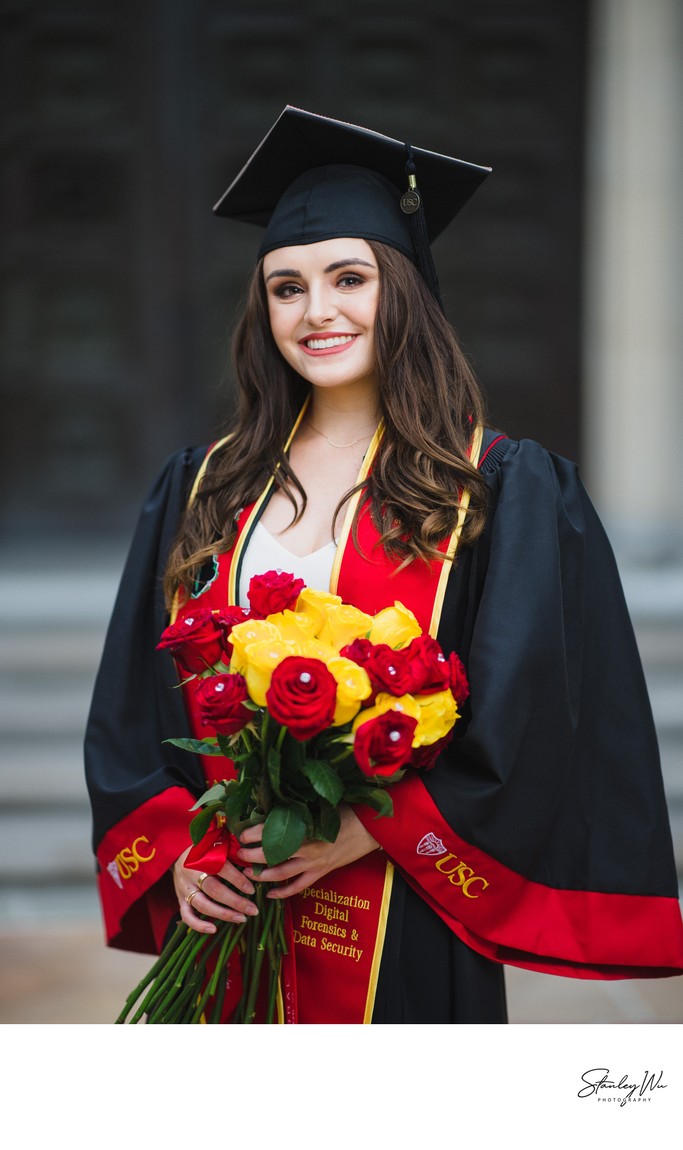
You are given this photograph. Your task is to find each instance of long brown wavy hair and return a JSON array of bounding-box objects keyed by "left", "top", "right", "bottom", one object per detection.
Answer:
[{"left": 163, "top": 241, "right": 489, "bottom": 608}]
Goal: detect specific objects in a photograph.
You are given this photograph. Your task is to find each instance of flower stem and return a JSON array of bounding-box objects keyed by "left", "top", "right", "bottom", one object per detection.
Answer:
[
  {"left": 127, "top": 927, "right": 200, "bottom": 1024},
  {"left": 115, "top": 921, "right": 188, "bottom": 1023},
  {"left": 243, "top": 896, "right": 276, "bottom": 1023}
]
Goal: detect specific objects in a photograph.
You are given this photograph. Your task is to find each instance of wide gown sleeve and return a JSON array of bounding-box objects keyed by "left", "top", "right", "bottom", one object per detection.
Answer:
[
  {"left": 84, "top": 446, "right": 207, "bottom": 953},
  {"left": 355, "top": 438, "right": 683, "bottom": 979}
]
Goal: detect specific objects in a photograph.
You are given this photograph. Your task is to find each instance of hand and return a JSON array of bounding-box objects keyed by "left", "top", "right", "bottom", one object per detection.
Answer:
[
  {"left": 236, "top": 804, "right": 380, "bottom": 900},
  {"left": 172, "top": 846, "right": 260, "bottom": 936}
]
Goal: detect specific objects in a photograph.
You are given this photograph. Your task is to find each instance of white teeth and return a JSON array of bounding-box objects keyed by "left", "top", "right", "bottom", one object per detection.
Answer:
[{"left": 305, "top": 335, "right": 355, "bottom": 349}]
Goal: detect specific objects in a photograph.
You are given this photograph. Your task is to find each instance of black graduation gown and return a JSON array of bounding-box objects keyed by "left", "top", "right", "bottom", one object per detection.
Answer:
[{"left": 84, "top": 433, "right": 683, "bottom": 1023}]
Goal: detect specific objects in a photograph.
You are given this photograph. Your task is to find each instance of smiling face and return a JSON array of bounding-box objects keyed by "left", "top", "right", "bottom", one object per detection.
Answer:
[{"left": 263, "top": 238, "right": 380, "bottom": 400}]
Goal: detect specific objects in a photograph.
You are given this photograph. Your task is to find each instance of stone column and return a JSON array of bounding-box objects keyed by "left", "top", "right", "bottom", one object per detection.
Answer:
[{"left": 583, "top": 0, "right": 683, "bottom": 560}]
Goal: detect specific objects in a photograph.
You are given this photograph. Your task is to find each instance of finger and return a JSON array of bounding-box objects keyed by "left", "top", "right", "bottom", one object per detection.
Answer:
[
  {"left": 244, "top": 857, "right": 307, "bottom": 884},
  {"left": 179, "top": 899, "right": 217, "bottom": 934},
  {"left": 181, "top": 886, "right": 259, "bottom": 928},
  {"left": 236, "top": 845, "right": 267, "bottom": 868},
  {"left": 238, "top": 824, "right": 264, "bottom": 845},
  {"left": 211, "top": 861, "right": 257, "bottom": 897},
  {"left": 179, "top": 887, "right": 217, "bottom": 935},
  {"left": 265, "top": 872, "right": 315, "bottom": 899}
]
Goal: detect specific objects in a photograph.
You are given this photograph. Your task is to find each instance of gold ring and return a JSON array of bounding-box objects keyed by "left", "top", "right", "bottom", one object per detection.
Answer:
[
  {"left": 185, "top": 888, "right": 200, "bottom": 907},
  {"left": 197, "top": 872, "right": 209, "bottom": 891}
]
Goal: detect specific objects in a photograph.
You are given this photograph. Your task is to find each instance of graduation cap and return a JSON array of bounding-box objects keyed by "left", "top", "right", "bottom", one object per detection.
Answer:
[{"left": 213, "top": 106, "right": 491, "bottom": 305}]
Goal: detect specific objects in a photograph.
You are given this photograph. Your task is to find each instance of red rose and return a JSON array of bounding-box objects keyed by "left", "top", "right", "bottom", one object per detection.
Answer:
[
  {"left": 194, "top": 673, "right": 252, "bottom": 735},
  {"left": 341, "top": 639, "right": 414, "bottom": 697},
  {"left": 215, "top": 606, "right": 252, "bottom": 658},
  {"left": 410, "top": 730, "right": 454, "bottom": 771},
  {"left": 265, "top": 656, "right": 337, "bottom": 741},
  {"left": 448, "top": 652, "right": 470, "bottom": 706},
  {"left": 340, "top": 637, "right": 375, "bottom": 666},
  {"left": 353, "top": 711, "right": 418, "bottom": 777},
  {"left": 157, "top": 609, "right": 224, "bottom": 674},
  {"left": 404, "top": 635, "right": 451, "bottom": 694},
  {"left": 248, "top": 570, "right": 305, "bottom": 619},
  {"left": 365, "top": 645, "right": 415, "bottom": 696}
]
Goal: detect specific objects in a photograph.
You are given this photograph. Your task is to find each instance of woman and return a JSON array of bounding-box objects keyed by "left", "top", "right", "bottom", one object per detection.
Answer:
[{"left": 85, "top": 107, "right": 683, "bottom": 1024}]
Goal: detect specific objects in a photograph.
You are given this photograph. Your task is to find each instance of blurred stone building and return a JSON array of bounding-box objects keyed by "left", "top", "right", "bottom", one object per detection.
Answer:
[{"left": 0, "top": 0, "right": 681, "bottom": 1021}]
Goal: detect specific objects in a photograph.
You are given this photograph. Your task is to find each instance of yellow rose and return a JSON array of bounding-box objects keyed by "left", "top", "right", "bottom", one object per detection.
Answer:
[
  {"left": 368, "top": 602, "right": 422, "bottom": 649},
  {"left": 229, "top": 619, "right": 281, "bottom": 675},
  {"left": 326, "top": 656, "right": 373, "bottom": 726},
  {"left": 241, "top": 638, "right": 300, "bottom": 707},
  {"left": 299, "top": 638, "right": 340, "bottom": 663},
  {"left": 352, "top": 692, "right": 420, "bottom": 733},
  {"left": 295, "top": 588, "right": 342, "bottom": 635},
  {"left": 413, "top": 689, "right": 458, "bottom": 746},
  {"left": 318, "top": 603, "right": 374, "bottom": 651},
  {"left": 264, "top": 609, "right": 317, "bottom": 644}
]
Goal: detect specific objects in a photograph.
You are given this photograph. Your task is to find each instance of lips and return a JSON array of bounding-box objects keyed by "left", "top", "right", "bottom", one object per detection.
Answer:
[{"left": 299, "top": 333, "right": 358, "bottom": 355}]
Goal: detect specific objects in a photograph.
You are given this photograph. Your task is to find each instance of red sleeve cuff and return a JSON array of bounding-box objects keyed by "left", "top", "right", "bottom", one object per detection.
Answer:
[
  {"left": 354, "top": 773, "right": 683, "bottom": 979},
  {"left": 95, "top": 786, "right": 196, "bottom": 953}
]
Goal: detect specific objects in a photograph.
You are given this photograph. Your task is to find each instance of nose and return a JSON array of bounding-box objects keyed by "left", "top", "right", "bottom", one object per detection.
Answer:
[{"left": 304, "top": 282, "right": 337, "bottom": 327}]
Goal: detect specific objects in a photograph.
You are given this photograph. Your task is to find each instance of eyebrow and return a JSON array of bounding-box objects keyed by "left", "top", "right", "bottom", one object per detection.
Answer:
[{"left": 264, "top": 258, "right": 376, "bottom": 283}]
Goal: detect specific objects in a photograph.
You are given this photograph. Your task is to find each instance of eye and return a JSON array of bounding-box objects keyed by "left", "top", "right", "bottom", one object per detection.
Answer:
[
  {"left": 272, "top": 282, "right": 303, "bottom": 299},
  {"left": 336, "top": 273, "right": 365, "bottom": 289}
]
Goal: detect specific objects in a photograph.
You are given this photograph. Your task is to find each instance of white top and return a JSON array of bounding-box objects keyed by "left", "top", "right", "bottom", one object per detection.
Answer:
[{"left": 238, "top": 521, "right": 337, "bottom": 609}]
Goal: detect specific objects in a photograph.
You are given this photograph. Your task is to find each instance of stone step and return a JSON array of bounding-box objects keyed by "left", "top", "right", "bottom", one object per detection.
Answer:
[
  {"left": 0, "top": 627, "right": 106, "bottom": 673},
  {"left": 0, "top": 738, "right": 89, "bottom": 805},
  {"left": 0, "top": 809, "right": 95, "bottom": 884},
  {"left": 0, "top": 553, "right": 123, "bottom": 627},
  {"left": 0, "top": 679, "right": 93, "bottom": 738}
]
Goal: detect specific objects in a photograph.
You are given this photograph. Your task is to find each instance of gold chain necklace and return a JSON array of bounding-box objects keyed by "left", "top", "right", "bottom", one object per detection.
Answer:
[{"left": 306, "top": 417, "right": 377, "bottom": 449}]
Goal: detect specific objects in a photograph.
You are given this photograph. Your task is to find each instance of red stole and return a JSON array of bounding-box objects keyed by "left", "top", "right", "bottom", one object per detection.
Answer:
[{"left": 173, "top": 414, "right": 482, "bottom": 1022}]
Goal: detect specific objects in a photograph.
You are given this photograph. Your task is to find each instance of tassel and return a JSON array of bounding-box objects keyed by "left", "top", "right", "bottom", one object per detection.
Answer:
[{"left": 401, "top": 145, "right": 444, "bottom": 311}]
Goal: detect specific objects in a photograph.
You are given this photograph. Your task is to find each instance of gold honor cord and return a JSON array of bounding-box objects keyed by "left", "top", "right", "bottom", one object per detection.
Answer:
[{"left": 428, "top": 422, "right": 483, "bottom": 639}]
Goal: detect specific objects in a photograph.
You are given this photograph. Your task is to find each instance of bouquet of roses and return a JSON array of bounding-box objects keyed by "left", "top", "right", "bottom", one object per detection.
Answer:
[{"left": 116, "top": 570, "right": 469, "bottom": 1024}]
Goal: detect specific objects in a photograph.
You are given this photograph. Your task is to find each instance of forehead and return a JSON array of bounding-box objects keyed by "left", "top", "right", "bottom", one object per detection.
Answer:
[{"left": 262, "top": 237, "right": 376, "bottom": 276}]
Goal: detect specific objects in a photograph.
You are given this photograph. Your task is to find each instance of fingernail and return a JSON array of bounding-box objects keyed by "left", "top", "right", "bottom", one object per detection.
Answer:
[
  {"left": 234, "top": 914, "right": 247, "bottom": 923},
  {"left": 245, "top": 904, "right": 259, "bottom": 916}
]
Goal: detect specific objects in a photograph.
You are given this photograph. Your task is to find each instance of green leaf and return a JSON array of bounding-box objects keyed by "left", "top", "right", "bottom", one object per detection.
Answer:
[
  {"left": 190, "top": 782, "right": 229, "bottom": 810},
  {"left": 262, "top": 805, "right": 308, "bottom": 866},
  {"left": 316, "top": 799, "right": 342, "bottom": 843},
  {"left": 216, "top": 733, "right": 239, "bottom": 757},
  {"left": 163, "top": 737, "right": 224, "bottom": 756},
  {"left": 301, "top": 758, "right": 344, "bottom": 806},
  {"left": 189, "top": 807, "right": 216, "bottom": 844},
  {"left": 223, "top": 776, "right": 252, "bottom": 820}
]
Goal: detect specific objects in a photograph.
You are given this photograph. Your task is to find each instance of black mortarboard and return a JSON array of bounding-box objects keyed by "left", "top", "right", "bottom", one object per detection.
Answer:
[{"left": 213, "top": 106, "right": 491, "bottom": 305}]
